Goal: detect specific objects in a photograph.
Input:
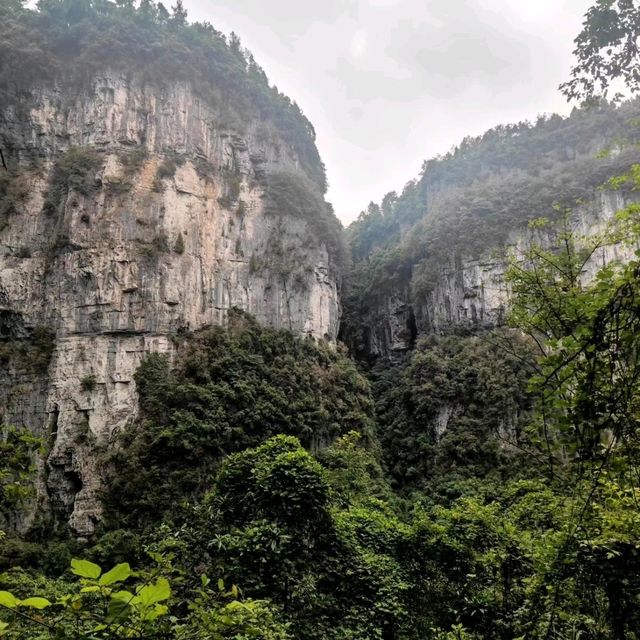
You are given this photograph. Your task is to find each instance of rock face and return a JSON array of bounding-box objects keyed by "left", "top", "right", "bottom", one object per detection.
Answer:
[
  {"left": 0, "top": 72, "right": 340, "bottom": 536},
  {"left": 358, "top": 190, "right": 640, "bottom": 358}
]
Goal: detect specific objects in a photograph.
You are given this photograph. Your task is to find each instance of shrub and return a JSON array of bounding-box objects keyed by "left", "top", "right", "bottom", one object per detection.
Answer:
[
  {"left": 105, "top": 178, "right": 132, "bottom": 196},
  {"left": 80, "top": 375, "right": 96, "bottom": 392},
  {"left": 263, "top": 170, "right": 346, "bottom": 272},
  {"left": 138, "top": 232, "right": 169, "bottom": 259},
  {"left": 89, "top": 529, "right": 142, "bottom": 567},
  {"left": 120, "top": 147, "right": 148, "bottom": 172},
  {"left": 173, "top": 232, "right": 185, "bottom": 254},
  {"left": 0, "top": 327, "right": 55, "bottom": 373},
  {"left": 42, "top": 147, "right": 102, "bottom": 216},
  {"left": 155, "top": 154, "right": 183, "bottom": 181},
  {"left": 0, "top": 172, "right": 29, "bottom": 220}
]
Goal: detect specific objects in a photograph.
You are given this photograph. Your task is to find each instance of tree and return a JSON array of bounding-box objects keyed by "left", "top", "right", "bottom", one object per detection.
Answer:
[
  {"left": 0, "top": 426, "right": 42, "bottom": 521},
  {"left": 504, "top": 201, "right": 640, "bottom": 640},
  {"left": 506, "top": 205, "right": 640, "bottom": 476},
  {"left": 562, "top": 0, "right": 640, "bottom": 102},
  {"left": 170, "top": 0, "right": 186, "bottom": 26},
  {"left": 197, "top": 435, "right": 412, "bottom": 640}
]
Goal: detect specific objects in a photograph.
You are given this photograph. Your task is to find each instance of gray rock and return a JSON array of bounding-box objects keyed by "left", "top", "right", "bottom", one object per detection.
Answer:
[{"left": 0, "top": 72, "right": 339, "bottom": 536}]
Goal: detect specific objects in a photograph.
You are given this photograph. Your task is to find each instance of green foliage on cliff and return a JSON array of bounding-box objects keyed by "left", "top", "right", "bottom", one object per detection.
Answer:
[
  {"left": 42, "top": 147, "right": 102, "bottom": 217},
  {"left": 264, "top": 171, "right": 347, "bottom": 272},
  {"left": 0, "top": 426, "right": 42, "bottom": 518},
  {"left": 0, "top": 0, "right": 326, "bottom": 191},
  {"left": 0, "top": 326, "right": 56, "bottom": 373},
  {"left": 104, "top": 311, "right": 375, "bottom": 528},
  {"left": 0, "top": 171, "right": 30, "bottom": 227},
  {"left": 372, "top": 330, "right": 536, "bottom": 491},
  {"left": 507, "top": 196, "right": 640, "bottom": 480},
  {"left": 342, "top": 99, "right": 640, "bottom": 355},
  {"left": 349, "top": 99, "right": 640, "bottom": 265}
]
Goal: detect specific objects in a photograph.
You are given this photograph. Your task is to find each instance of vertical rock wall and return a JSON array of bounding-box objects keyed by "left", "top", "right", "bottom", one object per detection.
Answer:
[
  {"left": 0, "top": 73, "right": 340, "bottom": 535},
  {"left": 354, "top": 191, "right": 640, "bottom": 358}
]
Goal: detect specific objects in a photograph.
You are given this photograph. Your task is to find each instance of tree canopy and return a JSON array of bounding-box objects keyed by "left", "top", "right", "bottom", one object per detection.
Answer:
[{"left": 0, "top": 0, "right": 326, "bottom": 190}]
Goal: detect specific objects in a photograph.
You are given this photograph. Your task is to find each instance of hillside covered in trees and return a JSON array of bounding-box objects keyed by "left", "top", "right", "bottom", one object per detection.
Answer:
[
  {"left": 1, "top": 1, "right": 640, "bottom": 639},
  {"left": 0, "top": 0, "right": 326, "bottom": 191},
  {"left": 341, "top": 97, "right": 640, "bottom": 357}
]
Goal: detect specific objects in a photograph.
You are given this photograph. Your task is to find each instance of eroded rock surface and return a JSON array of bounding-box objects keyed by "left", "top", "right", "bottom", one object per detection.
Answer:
[
  {"left": 0, "top": 73, "right": 339, "bottom": 535},
  {"left": 356, "top": 191, "right": 640, "bottom": 357}
]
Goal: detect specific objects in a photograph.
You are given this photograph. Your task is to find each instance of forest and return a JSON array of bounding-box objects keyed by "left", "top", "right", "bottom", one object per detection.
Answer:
[{"left": 1, "top": 0, "right": 640, "bottom": 639}]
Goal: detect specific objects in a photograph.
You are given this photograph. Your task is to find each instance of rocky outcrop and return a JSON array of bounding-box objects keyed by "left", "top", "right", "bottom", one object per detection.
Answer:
[
  {"left": 355, "top": 190, "right": 639, "bottom": 357},
  {"left": 0, "top": 72, "right": 339, "bottom": 536}
]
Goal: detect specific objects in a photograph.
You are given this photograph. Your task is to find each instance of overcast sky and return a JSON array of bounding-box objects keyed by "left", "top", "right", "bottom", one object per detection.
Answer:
[{"left": 186, "top": 0, "right": 592, "bottom": 224}]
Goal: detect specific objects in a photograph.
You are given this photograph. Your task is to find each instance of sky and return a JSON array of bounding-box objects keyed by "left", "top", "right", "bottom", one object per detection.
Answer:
[{"left": 185, "top": 0, "right": 593, "bottom": 224}]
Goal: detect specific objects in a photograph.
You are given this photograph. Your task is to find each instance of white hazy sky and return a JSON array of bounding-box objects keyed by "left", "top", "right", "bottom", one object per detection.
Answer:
[{"left": 185, "top": 0, "right": 592, "bottom": 224}]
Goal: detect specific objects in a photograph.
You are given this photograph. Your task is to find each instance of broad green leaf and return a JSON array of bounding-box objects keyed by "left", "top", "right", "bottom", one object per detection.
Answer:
[
  {"left": 71, "top": 558, "right": 102, "bottom": 579},
  {"left": 0, "top": 592, "right": 18, "bottom": 609},
  {"left": 20, "top": 597, "right": 51, "bottom": 610},
  {"left": 80, "top": 586, "right": 101, "bottom": 593},
  {"left": 140, "top": 603, "right": 169, "bottom": 621},
  {"left": 99, "top": 563, "right": 131, "bottom": 586},
  {"left": 134, "top": 578, "right": 171, "bottom": 607}
]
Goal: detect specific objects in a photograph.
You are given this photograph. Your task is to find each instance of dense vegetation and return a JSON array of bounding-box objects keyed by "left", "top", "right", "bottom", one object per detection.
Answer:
[
  {"left": 372, "top": 330, "right": 537, "bottom": 492},
  {"left": 5, "top": 200, "right": 640, "bottom": 638},
  {"left": 103, "top": 310, "right": 375, "bottom": 529},
  {"left": 0, "top": 0, "right": 326, "bottom": 191},
  {"left": 1, "top": 216, "right": 640, "bottom": 639}
]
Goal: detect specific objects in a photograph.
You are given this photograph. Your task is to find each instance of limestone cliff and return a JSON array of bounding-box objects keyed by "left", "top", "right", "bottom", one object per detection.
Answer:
[
  {"left": 343, "top": 100, "right": 640, "bottom": 360},
  {"left": 346, "top": 190, "right": 640, "bottom": 358},
  {"left": 0, "top": 72, "right": 340, "bottom": 536}
]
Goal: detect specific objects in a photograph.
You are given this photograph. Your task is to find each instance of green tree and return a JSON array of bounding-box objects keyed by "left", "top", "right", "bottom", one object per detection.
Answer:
[
  {"left": 0, "top": 426, "right": 42, "bottom": 520},
  {"left": 505, "top": 198, "right": 640, "bottom": 639},
  {"left": 506, "top": 206, "right": 640, "bottom": 475},
  {"left": 170, "top": 0, "right": 186, "bottom": 25},
  {"left": 562, "top": 0, "right": 640, "bottom": 102}
]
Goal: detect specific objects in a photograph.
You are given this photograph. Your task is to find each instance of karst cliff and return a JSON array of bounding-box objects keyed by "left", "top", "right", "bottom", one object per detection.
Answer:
[
  {"left": 342, "top": 102, "right": 640, "bottom": 359},
  {"left": 0, "top": 72, "right": 340, "bottom": 536},
  {"left": 4, "top": 3, "right": 640, "bottom": 543}
]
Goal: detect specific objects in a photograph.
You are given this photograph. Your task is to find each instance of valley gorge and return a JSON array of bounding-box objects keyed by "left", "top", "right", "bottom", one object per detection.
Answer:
[
  {"left": 2, "top": 2, "right": 640, "bottom": 639},
  {"left": 3, "top": 66, "right": 639, "bottom": 536}
]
